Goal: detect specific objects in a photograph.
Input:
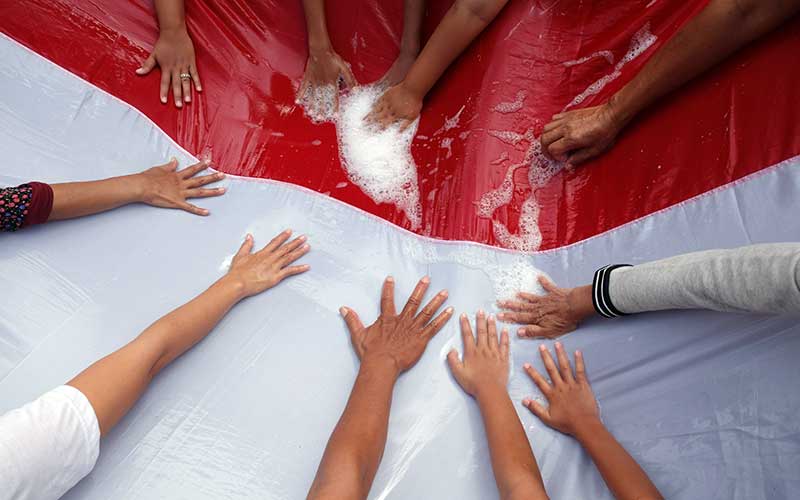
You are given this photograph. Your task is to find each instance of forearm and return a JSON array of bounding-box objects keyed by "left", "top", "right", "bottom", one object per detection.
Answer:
[
  {"left": 609, "top": 0, "right": 800, "bottom": 126},
  {"left": 154, "top": 0, "right": 187, "bottom": 33},
  {"left": 596, "top": 243, "right": 800, "bottom": 316},
  {"left": 67, "top": 276, "right": 245, "bottom": 435},
  {"left": 476, "top": 385, "right": 548, "bottom": 500},
  {"left": 402, "top": 0, "right": 508, "bottom": 98},
  {"left": 48, "top": 174, "right": 147, "bottom": 221},
  {"left": 574, "top": 419, "right": 662, "bottom": 500},
  {"left": 302, "top": 0, "right": 332, "bottom": 51},
  {"left": 400, "top": 0, "right": 426, "bottom": 55},
  {"left": 308, "top": 360, "right": 398, "bottom": 499}
]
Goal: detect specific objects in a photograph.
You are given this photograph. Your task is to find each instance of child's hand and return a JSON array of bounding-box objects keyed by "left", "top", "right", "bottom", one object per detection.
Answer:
[
  {"left": 365, "top": 83, "right": 422, "bottom": 131},
  {"left": 522, "top": 343, "right": 600, "bottom": 436},
  {"left": 137, "top": 158, "right": 225, "bottom": 216},
  {"left": 136, "top": 27, "right": 201, "bottom": 108},
  {"left": 341, "top": 276, "right": 453, "bottom": 374},
  {"left": 447, "top": 311, "right": 510, "bottom": 398},
  {"left": 297, "top": 48, "right": 356, "bottom": 122},
  {"left": 225, "top": 231, "right": 310, "bottom": 298}
]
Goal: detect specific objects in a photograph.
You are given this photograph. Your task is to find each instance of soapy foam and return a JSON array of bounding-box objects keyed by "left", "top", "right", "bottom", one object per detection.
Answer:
[
  {"left": 563, "top": 50, "right": 615, "bottom": 68},
  {"left": 488, "top": 130, "right": 525, "bottom": 146},
  {"left": 493, "top": 90, "right": 527, "bottom": 113},
  {"left": 565, "top": 23, "right": 656, "bottom": 110},
  {"left": 433, "top": 105, "right": 465, "bottom": 136},
  {"left": 296, "top": 83, "right": 337, "bottom": 123},
  {"left": 336, "top": 86, "right": 422, "bottom": 228}
]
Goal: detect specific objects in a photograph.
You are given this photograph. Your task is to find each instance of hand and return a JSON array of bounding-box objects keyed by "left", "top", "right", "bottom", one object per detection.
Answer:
[
  {"left": 497, "top": 277, "right": 594, "bottom": 339},
  {"left": 377, "top": 52, "right": 418, "bottom": 89},
  {"left": 297, "top": 48, "right": 356, "bottom": 122},
  {"left": 136, "top": 27, "right": 201, "bottom": 108},
  {"left": 225, "top": 230, "right": 311, "bottom": 298},
  {"left": 447, "top": 311, "right": 510, "bottom": 398},
  {"left": 137, "top": 158, "right": 225, "bottom": 216},
  {"left": 341, "top": 276, "right": 454, "bottom": 374},
  {"left": 365, "top": 82, "right": 423, "bottom": 131},
  {"left": 540, "top": 102, "right": 623, "bottom": 166},
  {"left": 522, "top": 343, "right": 600, "bottom": 436}
]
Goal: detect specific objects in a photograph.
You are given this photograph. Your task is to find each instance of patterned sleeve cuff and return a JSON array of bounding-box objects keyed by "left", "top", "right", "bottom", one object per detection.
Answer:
[{"left": 592, "top": 264, "right": 632, "bottom": 318}]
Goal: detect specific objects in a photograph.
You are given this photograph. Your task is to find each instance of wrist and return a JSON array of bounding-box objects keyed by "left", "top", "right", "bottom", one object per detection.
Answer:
[
  {"left": 126, "top": 173, "right": 150, "bottom": 204},
  {"left": 567, "top": 285, "right": 596, "bottom": 323},
  {"left": 571, "top": 416, "right": 605, "bottom": 443},
  {"left": 216, "top": 274, "right": 248, "bottom": 302},
  {"left": 605, "top": 92, "right": 637, "bottom": 130},
  {"left": 398, "top": 78, "right": 426, "bottom": 101},
  {"left": 159, "top": 23, "right": 188, "bottom": 37},
  {"left": 473, "top": 381, "right": 508, "bottom": 402},
  {"left": 360, "top": 355, "right": 402, "bottom": 380}
]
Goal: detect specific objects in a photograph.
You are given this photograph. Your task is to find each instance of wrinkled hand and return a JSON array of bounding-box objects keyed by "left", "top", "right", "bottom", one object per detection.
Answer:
[
  {"left": 447, "top": 311, "right": 510, "bottom": 398},
  {"left": 377, "top": 52, "right": 418, "bottom": 89},
  {"left": 541, "top": 103, "right": 622, "bottom": 166},
  {"left": 297, "top": 48, "right": 356, "bottom": 122},
  {"left": 225, "top": 230, "right": 311, "bottom": 298},
  {"left": 136, "top": 28, "right": 201, "bottom": 108},
  {"left": 341, "top": 276, "right": 454, "bottom": 373},
  {"left": 138, "top": 159, "right": 225, "bottom": 216},
  {"left": 365, "top": 83, "right": 422, "bottom": 131},
  {"left": 498, "top": 276, "right": 590, "bottom": 339},
  {"left": 523, "top": 343, "right": 599, "bottom": 436}
]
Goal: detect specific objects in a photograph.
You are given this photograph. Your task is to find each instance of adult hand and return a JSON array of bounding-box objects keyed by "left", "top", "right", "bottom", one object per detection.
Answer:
[
  {"left": 540, "top": 102, "right": 623, "bottom": 166},
  {"left": 497, "top": 277, "right": 593, "bottom": 339},
  {"left": 137, "top": 158, "right": 225, "bottom": 216},
  {"left": 136, "top": 28, "right": 201, "bottom": 108},
  {"left": 447, "top": 311, "right": 510, "bottom": 398},
  {"left": 225, "top": 230, "right": 311, "bottom": 298},
  {"left": 365, "top": 83, "right": 423, "bottom": 131},
  {"left": 522, "top": 343, "right": 599, "bottom": 436},
  {"left": 297, "top": 48, "right": 356, "bottom": 122},
  {"left": 341, "top": 276, "right": 454, "bottom": 373}
]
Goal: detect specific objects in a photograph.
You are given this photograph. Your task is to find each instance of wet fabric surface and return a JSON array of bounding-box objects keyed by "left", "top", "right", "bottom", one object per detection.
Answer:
[
  {"left": 2, "top": 1, "right": 799, "bottom": 249},
  {"left": 2, "top": 34, "right": 800, "bottom": 499}
]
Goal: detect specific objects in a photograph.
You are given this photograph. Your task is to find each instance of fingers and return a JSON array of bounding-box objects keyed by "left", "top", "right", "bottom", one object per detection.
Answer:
[
  {"left": 178, "top": 201, "right": 209, "bottom": 216},
  {"left": 538, "top": 275, "right": 559, "bottom": 294},
  {"left": 459, "top": 313, "right": 476, "bottom": 355},
  {"left": 159, "top": 69, "right": 171, "bottom": 105},
  {"left": 497, "top": 299, "right": 530, "bottom": 312},
  {"left": 415, "top": 289, "right": 449, "bottom": 326},
  {"left": 446, "top": 349, "right": 464, "bottom": 378},
  {"left": 496, "top": 310, "right": 538, "bottom": 325},
  {"left": 554, "top": 342, "right": 575, "bottom": 383},
  {"left": 380, "top": 276, "right": 397, "bottom": 316},
  {"left": 539, "top": 344, "right": 563, "bottom": 385},
  {"left": 422, "top": 306, "right": 454, "bottom": 340},
  {"left": 279, "top": 264, "right": 311, "bottom": 279},
  {"left": 184, "top": 187, "right": 226, "bottom": 199},
  {"left": 276, "top": 234, "right": 306, "bottom": 257},
  {"left": 297, "top": 77, "right": 309, "bottom": 102},
  {"left": 400, "top": 276, "right": 430, "bottom": 319},
  {"left": 185, "top": 172, "right": 225, "bottom": 189},
  {"left": 181, "top": 71, "right": 192, "bottom": 103},
  {"left": 399, "top": 118, "right": 414, "bottom": 133},
  {"left": 518, "top": 324, "right": 561, "bottom": 339},
  {"left": 475, "top": 310, "right": 488, "bottom": 348},
  {"left": 179, "top": 161, "right": 209, "bottom": 179},
  {"left": 574, "top": 349, "right": 588, "bottom": 384},
  {"left": 523, "top": 363, "right": 553, "bottom": 397},
  {"left": 189, "top": 64, "right": 202, "bottom": 92},
  {"left": 499, "top": 328, "right": 510, "bottom": 358},
  {"left": 235, "top": 233, "right": 254, "bottom": 259},
  {"left": 542, "top": 117, "right": 565, "bottom": 134},
  {"left": 262, "top": 229, "right": 292, "bottom": 254},
  {"left": 171, "top": 69, "right": 183, "bottom": 108},
  {"left": 567, "top": 146, "right": 601, "bottom": 166},
  {"left": 340, "top": 306, "right": 365, "bottom": 338},
  {"left": 159, "top": 157, "right": 179, "bottom": 172},
  {"left": 522, "top": 398, "right": 551, "bottom": 423},
  {"left": 341, "top": 63, "right": 357, "bottom": 88},
  {"left": 515, "top": 292, "right": 540, "bottom": 303},
  {"left": 136, "top": 54, "right": 157, "bottom": 75},
  {"left": 279, "top": 239, "right": 310, "bottom": 267},
  {"left": 540, "top": 126, "right": 565, "bottom": 150},
  {"left": 487, "top": 314, "right": 499, "bottom": 351},
  {"left": 547, "top": 137, "right": 575, "bottom": 160}
]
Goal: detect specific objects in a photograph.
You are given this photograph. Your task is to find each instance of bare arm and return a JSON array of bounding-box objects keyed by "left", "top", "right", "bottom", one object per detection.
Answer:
[
  {"left": 368, "top": 0, "right": 509, "bottom": 128},
  {"left": 308, "top": 277, "right": 454, "bottom": 499},
  {"left": 68, "top": 231, "right": 310, "bottom": 435},
  {"left": 542, "top": 0, "right": 800, "bottom": 165},
  {"left": 48, "top": 159, "right": 225, "bottom": 221},
  {"left": 524, "top": 344, "right": 662, "bottom": 500},
  {"left": 448, "top": 312, "right": 548, "bottom": 500},
  {"left": 379, "top": 0, "right": 427, "bottom": 87}
]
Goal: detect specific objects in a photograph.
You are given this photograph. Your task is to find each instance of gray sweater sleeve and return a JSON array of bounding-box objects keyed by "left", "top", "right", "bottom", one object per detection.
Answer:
[{"left": 591, "top": 243, "right": 800, "bottom": 316}]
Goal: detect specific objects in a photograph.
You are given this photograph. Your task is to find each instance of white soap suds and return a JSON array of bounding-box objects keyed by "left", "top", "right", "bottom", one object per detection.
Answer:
[
  {"left": 336, "top": 86, "right": 422, "bottom": 228},
  {"left": 565, "top": 23, "right": 657, "bottom": 110},
  {"left": 433, "top": 105, "right": 466, "bottom": 136},
  {"left": 493, "top": 90, "right": 527, "bottom": 113},
  {"left": 440, "top": 138, "right": 453, "bottom": 158},
  {"left": 296, "top": 83, "right": 337, "bottom": 123},
  {"left": 563, "top": 50, "right": 615, "bottom": 68},
  {"left": 488, "top": 130, "right": 525, "bottom": 146}
]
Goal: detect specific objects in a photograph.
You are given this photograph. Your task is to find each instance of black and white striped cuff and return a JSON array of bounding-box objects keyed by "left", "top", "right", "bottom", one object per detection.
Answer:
[{"left": 592, "top": 264, "right": 632, "bottom": 318}]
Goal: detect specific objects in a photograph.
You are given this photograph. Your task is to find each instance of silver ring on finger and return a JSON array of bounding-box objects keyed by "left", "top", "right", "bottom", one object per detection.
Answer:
[{"left": 180, "top": 73, "right": 191, "bottom": 80}]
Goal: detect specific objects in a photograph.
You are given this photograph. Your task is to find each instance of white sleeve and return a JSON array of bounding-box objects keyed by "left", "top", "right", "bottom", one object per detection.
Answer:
[{"left": 0, "top": 385, "right": 100, "bottom": 500}]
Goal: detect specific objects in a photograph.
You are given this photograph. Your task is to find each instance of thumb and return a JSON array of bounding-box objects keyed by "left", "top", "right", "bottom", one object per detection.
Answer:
[
  {"left": 136, "top": 53, "right": 157, "bottom": 75},
  {"left": 234, "top": 234, "right": 254, "bottom": 260},
  {"left": 537, "top": 275, "right": 558, "bottom": 294},
  {"left": 340, "top": 307, "right": 365, "bottom": 338},
  {"left": 446, "top": 349, "right": 465, "bottom": 380}
]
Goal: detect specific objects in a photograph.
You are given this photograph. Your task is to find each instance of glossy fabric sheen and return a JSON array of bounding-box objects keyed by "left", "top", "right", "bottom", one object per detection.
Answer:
[
  {"left": 2, "top": 1, "right": 799, "bottom": 249},
  {"left": 2, "top": 34, "right": 800, "bottom": 499}
]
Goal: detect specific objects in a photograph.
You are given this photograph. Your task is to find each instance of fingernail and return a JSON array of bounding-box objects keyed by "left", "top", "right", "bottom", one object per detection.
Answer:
[
  {"left": 386, "top": 276, "right": 394, "bottom": 282},
  {"left": 217, "top": 172, "right": 225, "bottom": 178},
  {"left": 218, "top": 187, "right": 226, "bottom": 193},
  {"left": 460, "top": 313, "right": 467, "bottom": 319},
  {"left": 298, "top": 235, "right": 307, "bottom": 242},
  {"left": 497, "top": 313, "right": 504, "bottom": 319},
  {"left": 539, "top": 344, "right": 546, "bottom": 351},
  {"left": 522, "top": 399, "right": 531, "bottom": 405},
  {"left": 555, "top": 341, "right": 562, "bottom": 348},
  {"left": 161, "top": 96, "right": 167, "bottom": 104},
  {"left": 284, "top": 228, "right": 292, "bottom": 234},
  {"left": 488, "top": 313, "right": 495, "bottom": 321},
  {"left": 439, "top": 290, "right": 448, "bottom": 297},
  {"left": 421, "top": 276, "right": 430, "bottom": 283},
  {"left": 478, "top": 309, "right": 484, "bottom": 317},
  {"left": 339, "top": 307, "right": 349, "bottom": 317},
  {"left": 185, "top": 96, "right": 191, "bottom": 102},
  {"left": 246, "top": 233, "right": 252, "bottom": 240},
  {"left": 170, "top": 156, "right": 177, "bottom": 163},
  {"left": 576, "top": 350, "right": 583, "bottom": 356},
  {"left": 302, "top": 244, "right": 310, "bottom": 250},
  {"left": 445, "top": 307, "right": 454, "bottom": 313},
  {"left": 523, "top": 363, "right": 531, "bottom": 369},
  {"left": 135, "top": 68, "right": 144, "bottom": 74},
  {"left": 517, "top": 331, "right": 525, "bottom": 338},
  {"left": 176, "top": 101, "right": 182, "bottom": 108}
]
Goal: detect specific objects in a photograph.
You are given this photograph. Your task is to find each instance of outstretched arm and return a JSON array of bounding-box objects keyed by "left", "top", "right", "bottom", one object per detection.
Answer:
[
  {"left": 368, "top": 0, "right": 509, "bottom": 128},
  {"left": 542, "top": 0, "right": 800, "bottom": 165},
  {"left": 448, "top": 312, "right": 548, "bottom": 500},
  {"left": 308, "top": 276, "right": 453, "bottom": 499},
  {"left": 136, "top": 0, "right": 202, "bottom": 107},
  {"left": 68, "top": 230, "right": 310, "bottom": 435},
  {"left": 48, "top": 158, "right": 225, "bottom": 221},
  {"left": 378, "top": 0, "right": 427, "bottom": 88},
  {"left": 524, "top": 344, "right": 662, "bottom": 500}
]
